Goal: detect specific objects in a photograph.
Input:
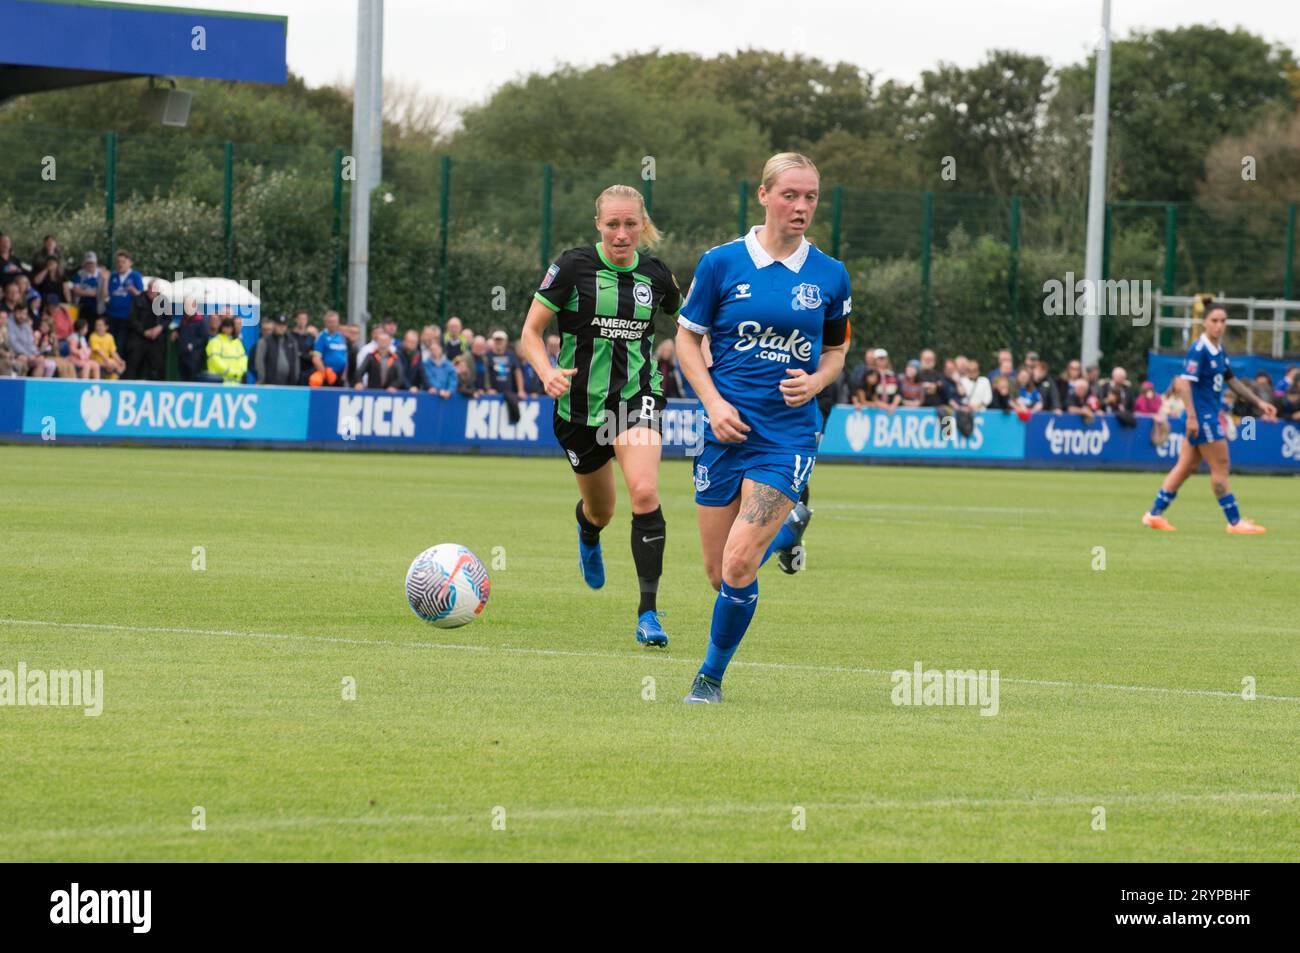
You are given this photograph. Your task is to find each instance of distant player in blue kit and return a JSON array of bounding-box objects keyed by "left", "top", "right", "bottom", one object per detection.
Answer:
[
  {"left": 675, "top": 153, "right": 850, "bottom": 703},
  {"left": 1143, "top": 300, "right": 1275, "bottom": 534}
]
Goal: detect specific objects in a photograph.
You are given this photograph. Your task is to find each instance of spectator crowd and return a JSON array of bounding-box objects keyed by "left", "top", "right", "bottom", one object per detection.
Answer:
[
  {"left": 823, "top": 344, "right": 1300, "bottom": 441},
  {"left": 5, "top": 231, "right": 1300, "bottom": 430}
]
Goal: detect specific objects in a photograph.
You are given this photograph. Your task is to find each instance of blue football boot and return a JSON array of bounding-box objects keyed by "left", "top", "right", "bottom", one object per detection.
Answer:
[
  {"left": 636, "top": 610, "right": 668, "bottom": 647},
  {"left": 683, "top": 674, "right": 723, "bottom": 704},
  {"left": 578, "top": 525, "right": 605, "bottom": 589}
]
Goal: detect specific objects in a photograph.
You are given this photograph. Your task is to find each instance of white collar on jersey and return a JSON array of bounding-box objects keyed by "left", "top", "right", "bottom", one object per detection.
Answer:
[
  {"left": 1197, "top": 332, "right": 1222, "bottom": 356},
  {"left": 744, "top": 225, "right": 811, "bottom": 273}
]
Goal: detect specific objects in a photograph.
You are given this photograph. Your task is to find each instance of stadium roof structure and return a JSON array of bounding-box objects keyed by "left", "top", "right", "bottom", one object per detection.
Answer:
[{"left": 0, "top": 0, "right": 287, "bottom": 104}]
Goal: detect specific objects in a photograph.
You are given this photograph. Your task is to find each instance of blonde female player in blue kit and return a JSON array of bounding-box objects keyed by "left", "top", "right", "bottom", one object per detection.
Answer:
[{"left": 674, "top": 153, "right": 851, "bottom": 704}]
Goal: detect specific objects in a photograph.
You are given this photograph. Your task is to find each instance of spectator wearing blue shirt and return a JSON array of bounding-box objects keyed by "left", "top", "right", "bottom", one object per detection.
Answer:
[
  {"left": 311, "top": 309, "right": 349, "bottom": 386},
  {"left": 418, "top": 339, "right": 457, "bottom": 397},
  {"left": 105, "top": 250, "right": 143, "bottom": 351}
]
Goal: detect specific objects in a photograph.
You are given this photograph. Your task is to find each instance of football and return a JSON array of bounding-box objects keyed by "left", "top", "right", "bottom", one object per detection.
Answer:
[{"left": 404, "top": 543, "right": 491, "bottom": 628}]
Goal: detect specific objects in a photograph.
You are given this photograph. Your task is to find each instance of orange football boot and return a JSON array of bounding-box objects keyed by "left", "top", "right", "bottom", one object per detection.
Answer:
[
  {"left": 1226, "top": 519, "right": 1266, "bottom": 534},
  {"left": 1142, "top": 512, "right": 1176, "bottom": 531}
]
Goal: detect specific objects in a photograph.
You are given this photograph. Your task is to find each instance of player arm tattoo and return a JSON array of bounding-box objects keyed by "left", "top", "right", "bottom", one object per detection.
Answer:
[
  {"left": 1226, "top": 376, "right": 1267, "bottom": 410},
  {"left": 739, "top": 483, "right": 792, "bottom": 526}
]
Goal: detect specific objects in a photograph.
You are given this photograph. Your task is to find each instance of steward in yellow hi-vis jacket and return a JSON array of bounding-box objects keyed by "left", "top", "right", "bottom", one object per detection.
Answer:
[{"left": 205, "top": 316, "right": 248, "bottom": 385}]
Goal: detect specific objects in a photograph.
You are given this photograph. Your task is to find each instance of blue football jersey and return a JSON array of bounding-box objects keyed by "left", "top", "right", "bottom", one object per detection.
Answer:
[
  {"left": 678, "top": 227, "right": 851, "bottom": 451},
  {"left": 1179, "top": 333, "right": 1231, "bottom": 420}
]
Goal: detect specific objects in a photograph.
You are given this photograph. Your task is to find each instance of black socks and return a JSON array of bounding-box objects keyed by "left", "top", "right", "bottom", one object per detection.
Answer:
[
  {"left": 576, "top": 498, "right": 603, "bottom": 546},
  {"left": 631, "top": 506, "right": 665, "bottom": 615}
]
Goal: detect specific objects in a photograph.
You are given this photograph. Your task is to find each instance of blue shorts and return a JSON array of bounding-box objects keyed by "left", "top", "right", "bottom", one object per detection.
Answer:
[
  {"left": 1187, "top": 412, "right": 1227, "bottom": 446},
  {"left": 692, "top": 440, "right": 816, "bottom": 506}
]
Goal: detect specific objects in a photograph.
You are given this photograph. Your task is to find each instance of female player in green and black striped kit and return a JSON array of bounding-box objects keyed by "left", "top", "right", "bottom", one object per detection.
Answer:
[{"left": 519, "top": 184, "right": 683, "bottom": 648}]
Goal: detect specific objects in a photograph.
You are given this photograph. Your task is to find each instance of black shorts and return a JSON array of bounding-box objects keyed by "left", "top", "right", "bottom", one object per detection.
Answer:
[{"left": 553, "top": 394, "right": 666, "bottom": 474}]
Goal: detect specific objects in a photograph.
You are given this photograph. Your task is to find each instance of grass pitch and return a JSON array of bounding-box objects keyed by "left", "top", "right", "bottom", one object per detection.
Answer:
[{"left": 0, "top": 444, "right": 1297, "bottom": 861}]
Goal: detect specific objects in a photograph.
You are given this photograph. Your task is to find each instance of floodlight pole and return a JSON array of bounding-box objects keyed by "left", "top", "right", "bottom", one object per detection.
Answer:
[
  {"left": 347, "top": 0, "right": 383, "bottom": 335},
  {"left": 1081, "top": 0, "right": 1111, "bottom": 370}
]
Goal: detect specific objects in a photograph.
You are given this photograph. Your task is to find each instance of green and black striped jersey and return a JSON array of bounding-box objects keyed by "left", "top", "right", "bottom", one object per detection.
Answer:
[{"left": 534, "top": 242, "right": 683, "bottom": 425}]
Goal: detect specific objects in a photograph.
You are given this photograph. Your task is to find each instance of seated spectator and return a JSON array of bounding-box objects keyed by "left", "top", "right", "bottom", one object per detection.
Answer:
[
  {"left": 852, "top": 367, "right": 880, "bottom": 409},
  {"left": 486, "top": 328, "right": 524, "bottom": 422},
  {"left": 341, "top": 322, "right": 361, "bottom": 385},
  {"left": 1085, "top": 364, "right": 1102, "bottom": 395},
  {"left": 453, "top": 354, "right": 479, "bottom": 397},
  {"left": 1014, "top": 368, "right": 1042, "bottom": 417},
  {"left": 251, "top": 314, "right": 301, "bottom": 386},
  {"left": 0, "top": 233, "right": 24, "bottom": 289},
  {"left": 1150, "top": 382, "right": 1186, "bottom": 446},
  {"left": 44, "top": 294, "right": 73, "bottom": 345},
  {"left": 1034, "top": 360, "right": 1063, "bottom": 413},
  {"left": 0, "top": 313, "right": 13, "bottom": 377},
  {"left": 873, "top": 350, "right": 900, "bottom": 411},
  {"left": 30, "top": 235, "right": 63, "bottom": 276},
  {"left": 469, "top": 334, "right": 491, "bottom": 392},
  {"left": 1273, "top": 365, "right": 1299, "bottom": 403},
  {"left": 418, "top": 324, "right": 440, "bottom": 362},
  {"left": 960, "top": 359, "right": 992, "bottom": 411},
  {"left": 916, "top": 348, "right": 943, "bottom": 407},
  {"left": 7, "top": 303, "right": 49, "bottom": 377},
  {"left": 89, "top": 317, "right": 125, "bottom": 379},
  {"left": 1134, "top": 380, "right": 1162, "bottom": 415},
  {"left": 1067, "top": 377, "right": 1100, "bottom": 424},
  {"left": 289, "top": 309, "right": 316, "bottom": 384},
  {"left": 398, "top": 329, "right": 422, "bottom": 389},
  {"left": 15, "top": 275, "right": 40, "bottom": 315},
  {"left": 1059, "top": 359, "right": 1083, "bottom": 407},
  {"left": 1233, "top": 370, "right": 1274, "bottom": 418},
  {"left": 987, "top": 348, "right": 1015, "bottom": 384},
  {"left": 989, "top": 373, "right": 1014, "bottom": 413},
  {"left": 846, "top": 354, "right": 871, "bottom": 403},
  {"left": 312, "top": 310, "right": 350, "bottom": 386},
  {"left": 443, "top": 315, "right": 466, "bottom": 359},
  {"left": 32, "top": 253, "right": 68, "bottom": 303},
  {"left": 1279, "top": 374, "right": 1300, "bottom": 422},
  {"left": 66, "top": 319, "right": 100, "bottom": 379},
  {"left": 355, "top": 328, "right": 405, "bottom": 391},
  {"left": 938, "top": 358, "right": 965, "bottom": 411},
  {"left": 419, "top": 339, "right": 457, "bottom": 397},
  {"left": 34, "top": 314, "right": 71, "bottom": 377},
  {"left": 203, "top": 316, "right": 247, "bottom": 384},
  {"left": 70, "top": 251, "right": 107, "bottom": 324},
  {"left": 898, "top": 360, "right": 925, "bottom": 407},
  {"left": 177, "top": 299, "right": 209, "bottom": 382},
  {"left": 1098, "top": 366, "right": 1136, "bottom": 425}
]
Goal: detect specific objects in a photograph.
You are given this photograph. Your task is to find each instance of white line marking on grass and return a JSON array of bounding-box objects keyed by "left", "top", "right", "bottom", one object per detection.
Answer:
[
  {"left": 8, "top": 790, "right": 1299, "bottom": 844},
  {"left": 4, "top": 617, "right": 1299, "bottom": 703}
]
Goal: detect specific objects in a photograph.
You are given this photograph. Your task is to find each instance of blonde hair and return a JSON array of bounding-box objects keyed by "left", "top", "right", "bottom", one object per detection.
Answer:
[
  {"left": 760, "top": 152, "right": 820, "bottom": 192},
  {"left": 594, "top": 184, "right": 662, "bottom": 248}
]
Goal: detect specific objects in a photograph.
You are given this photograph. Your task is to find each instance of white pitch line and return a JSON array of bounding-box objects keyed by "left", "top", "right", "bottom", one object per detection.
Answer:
[
  {"left": 3, "top": 617, "right": 1299, "bottom": 703},
  {"left": 6, "top": 790, "right": 1298, "bottom": 844}
]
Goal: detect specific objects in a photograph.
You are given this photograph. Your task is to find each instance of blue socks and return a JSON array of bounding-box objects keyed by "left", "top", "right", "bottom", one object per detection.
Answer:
[
  {"left": 1218, "top": 493, "right": 1240, "bottom": 525},
  {"left": 760, "top": 524, "right": 796, "bottom": 567},
  {"left": 699, "top": 578, "right": 759, "bottom": 683},
  {"left": 1151, "top": 488, "right": 1176, "bottom": 515}
]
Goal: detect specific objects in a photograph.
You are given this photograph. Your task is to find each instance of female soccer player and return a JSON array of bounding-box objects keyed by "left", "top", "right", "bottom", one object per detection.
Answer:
[
  {"left": 1142, "top": 301, "right": 1276, "bottom": 533},
  {"left": 675, "top": 152, "right": 850, "bottom": 703},
  {"left": 519, "top": 184, "right": 683, "bottom": 647}
]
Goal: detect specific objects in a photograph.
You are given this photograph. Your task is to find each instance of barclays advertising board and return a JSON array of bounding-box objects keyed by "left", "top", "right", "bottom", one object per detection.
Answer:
[
  {"left": 21, "top": 379, "right": 307, "bottom": 441},
  {"left": 820, "top": 406, "right": 1026, "bottom": 459}
]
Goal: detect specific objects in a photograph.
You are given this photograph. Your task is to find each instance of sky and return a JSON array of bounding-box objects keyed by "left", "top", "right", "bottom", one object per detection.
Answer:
[{"left": 134, "top": 0, "right": 1300, "bottom": 116}]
